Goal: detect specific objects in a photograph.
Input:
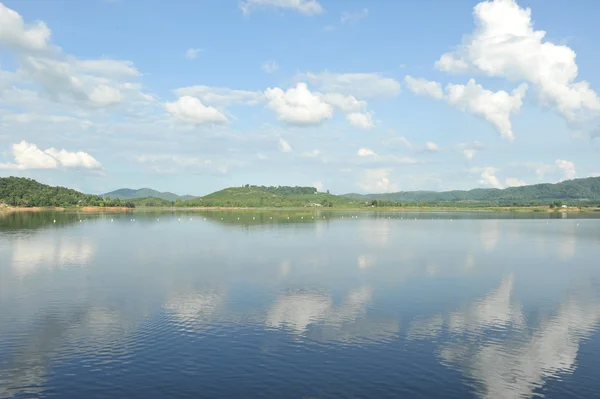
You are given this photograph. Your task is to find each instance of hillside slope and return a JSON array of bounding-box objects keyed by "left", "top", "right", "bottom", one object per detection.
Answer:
[
  {"left": 180, "top": 185, "right": 352, "bottom": 208},
  {"left": 0, "top": 177, "right": 134, "bottom": 207},
  {"left": 344, "top": 177, "right": 600, "bottom": 204},
  {"left": 104, "top": 188, "right": 196, "bottom": 202}
]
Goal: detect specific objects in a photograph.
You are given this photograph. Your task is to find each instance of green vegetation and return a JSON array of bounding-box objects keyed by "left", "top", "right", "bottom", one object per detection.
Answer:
[
  {"left": 1, "top": 177, "right": 135, "bottom": 208},
  {"left": 103, "top": 188, "right": 196, "bottom": 202},
  {"left": 3, "top": 177, "right": 600, "bottom": 211},
  {"left": 175, "top": 185, "right": 348, "bottom": 208},
  {"left": 344, "top": 177, "right": 600, "bottom": 206}
]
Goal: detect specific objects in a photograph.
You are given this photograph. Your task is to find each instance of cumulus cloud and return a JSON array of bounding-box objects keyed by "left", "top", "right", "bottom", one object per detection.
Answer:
[
  {"left": 472, "top": 167, "right": 503, "bottom": 188},
  {"left": 320, "top": 93, "right": 366, "bottom": 113},
  {"left": 505, "top": 177, "right": 527, "bottom": 187},
  {"left": 436, "top": 0, "right": 600, "bottom": 124},
  {"left": 88, "top": 84, "right": 122, "bottom": 107},
  {"left": 278, "top": 138, "right": 293, "bottom": 152},
  {"left": 297, "top": 71, "right": 401, "bottom": 99},
  {"left": 405, "top": 75, "right": 526, "bottom": 140},
  {"left": 174, "top": 85, "right": 264, "bottom": 107},
  {"left": 74, "top": 59, "right": 140, "bottom": 77},
  {"left": 240, "top": 0, "right": 324, "bottom": 15},
  {"left": 0, "top": 140, "right": 101, "bottom": 170},
  {"left": 261, "top": 60, "right": 279, "bottom": 73},
  {"left": 358, "top": 169, "right": 398, "bottom": 193},
  {"left": 265, "top": 83, "right": 333, "bottom": 126},
  {"left": 346, "top": 112, "right": 373, "bottom": 129},
  {"left": 165, "top": 96, "right": 228, "bottom": 124},
  {"left": 526, "top": 159, "right": 577, "bottom": 182},
  {"left": 555, "top": 159, "right": 576, "bottom": 180},
  {"left": 357, "top": 148, "right": 376, "bottom": 157},
  {"left": 313, "top": 181, "right": 324, "bottom": 191},
  {"left": 404, "top": 75, "right": 444, "bottom": 100},
  {"left": 446, "top": 80, "right": 527, "bottom": 141},
  {"left": 0, "top": 3, "right": 149, "bottom": 111},
  {"left": 301, "top": 149, "right": 320, "bottom": 158},
  {"left": 457, "top": 141, "right": 484, "bottom": 160},
  {"left": 424, "top": 141, "right": 440, "bottom": 152},
  {"left": 184, "top": 48, "right": 202, "bottom": 60},
  {"left": 0, "top": 3, "right": 52, "bottom": 52},
  {"left": 341, "top": 8, "right": 369, "bottom": 24}
]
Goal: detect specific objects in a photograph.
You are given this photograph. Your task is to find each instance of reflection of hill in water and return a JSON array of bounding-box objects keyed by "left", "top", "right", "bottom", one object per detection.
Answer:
[{"left": 0, "top": 211, "right": 101, "bottom": 232}]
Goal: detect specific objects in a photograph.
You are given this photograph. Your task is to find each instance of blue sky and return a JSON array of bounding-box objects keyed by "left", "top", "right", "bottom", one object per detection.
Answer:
[{"left": 0, "top": 0, "right": 599, "bottom": 195}]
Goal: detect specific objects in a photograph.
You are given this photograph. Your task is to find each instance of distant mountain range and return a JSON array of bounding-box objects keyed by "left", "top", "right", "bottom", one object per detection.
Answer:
[
  {"left": 103, "top": 188, "right": 196, "bottom": 202},
  {"left": 343, "top": 177, "right": 600, "bottom": 203}
]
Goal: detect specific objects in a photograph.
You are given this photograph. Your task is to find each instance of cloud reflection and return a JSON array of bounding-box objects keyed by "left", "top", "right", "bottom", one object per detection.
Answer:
[
  {"left": 266, "top": 286, "right": 399, "bottom": 344},
  {"left": 11, "top": 235, "right": 95, "bottom": 277},
  {"left": 407, "top": 276, "right": 600, "bottom": 399}
]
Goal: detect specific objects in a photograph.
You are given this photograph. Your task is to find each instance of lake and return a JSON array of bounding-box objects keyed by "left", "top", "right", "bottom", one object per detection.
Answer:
[{"left": 1, "top": 210, "right": 600, "bottom": 399}]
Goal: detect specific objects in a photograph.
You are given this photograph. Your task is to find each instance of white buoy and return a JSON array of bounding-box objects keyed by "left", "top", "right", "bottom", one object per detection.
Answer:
[
  {"left": 189, "top": 218, "right": 192, "bottom": 221},
  {"left": 221, "top": 218, "right": 223, "bottom": 220},
  {"left": 178, "top": 218, "right": 181, "bottom": 221},
  {"left": 287, "top": 216, "right": 290, "bottom": 219},
  {"left": 157, "top": 218, "right": 159, "bottom": 221},
  {"left": 204, "top": 218, "right": 206, "bottom": 221},
  {"left": 253, "top": 217, "right": 255, "bottom": 220},
  {"left": 270, "top": 217, "right": 272, "bottom": 219},
  {"left": 237, "top": 217, "right": 240, "bottom": 220},
  {"left": 301, "top": 216, "right": 303, "bottom": 219},
  {"left": 53, "top": 220, "right": 56, "bottom": 223}
]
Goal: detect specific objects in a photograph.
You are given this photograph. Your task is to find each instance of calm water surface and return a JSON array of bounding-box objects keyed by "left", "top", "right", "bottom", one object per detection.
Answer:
[{"left": 1, "top": 210, "right": 600, "bottom": 399}]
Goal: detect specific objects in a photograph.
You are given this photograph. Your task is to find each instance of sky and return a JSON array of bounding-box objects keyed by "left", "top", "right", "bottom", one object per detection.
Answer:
[{"left": 0, "top": 0, "right": 599, "bottom": 196}]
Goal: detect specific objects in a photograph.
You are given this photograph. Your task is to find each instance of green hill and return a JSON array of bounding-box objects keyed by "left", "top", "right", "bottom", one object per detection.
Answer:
[
  {"left": 179, "top": 185, "right": 352, "bottom": 208},
  {"left": 344, "top": 177, "right": 600, "bottom": 205},
  {"left": 0, "top": 177, "right": 134, "bottom": 208},
  {"left": 103, "top": 188, "right": 196, "bottom": 202}
]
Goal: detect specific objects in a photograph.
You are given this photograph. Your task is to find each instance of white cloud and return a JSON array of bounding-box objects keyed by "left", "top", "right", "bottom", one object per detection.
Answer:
[
  {"left": 88, "top": 84, "right": 122, "bottom": 107},
  {"left": 0, "top": 3, "right": 51, "bottom": 52},
  {"left": 0, "top": 4, "right": 150, "bottom": 112},
  {"left": 424, "top": 141, "right": 440, "bottom": 152},
  {"left": 301, "top": 149, "right": 320, "bottom": 158},
  {"left": 184, "top": 48, "right": 202, "bottom": 60},
  {"left": 404, "top": 75, "right": 443, "bottom": 100},
  {"left": 321, "top": 93, "right": 366, "bottom": 113},
  {"left": 297, "top": 71, "right": 401, "bottom": 99},
  {"left": 446, "top": 79, "right": 527, "bottom": 141},
  {"left": 74, "top": 59, "right": 140, "bottom": 77},
  {"left": 405, "top": 75, "right": 526, "bottom": 140},
  {"left": 265, "top": 83, "right": 333, "bottom": 126},
  {"left": 505, "top": 177, "right": 527, "bottom": 187},
  {"left": 341, "top": 8, "right": 369, "bottom": 23},
  {"left": 240, "top": 0, "right": 324, "bottom": 15},
  {"left": 358, "top": 169, "right": 398, "bottom": 193},
  {"left": 174, "top": 85, "right": 264, "bottom": 107},
  {"left": 261, "top": 60, "right": 279, "bottom": 73},
  {"left": 278, "top": 138, "right": 292, "bottom": 152},
  {"left": 346, "top": 112, "right": 373, "bottom": 129},
  {"left": 463, "top": 149, "right": 477, "bottom": 160},
  {"left": 473, "top": 166, "right": 503, "bottom": 188},
  {"left": 313, "top": 181, "right": 324, "bottom": 191},
  {"left": 556, "top": 159, "right": 576, "bottom": 180},
  {"left": 0, "top": 140, "right": 101, "bottom": 170},
  {"left": 457, "top": 141, "right": 484, "bottom": 160},
  {"left": 357, "top": 148, "right": 376, "bottom": 157},
  {"left": 165, "top": 96, "right": 228, "bottom": 124},
  {"left": 436, "top": 0, "right": 600, "bottom": 123}
]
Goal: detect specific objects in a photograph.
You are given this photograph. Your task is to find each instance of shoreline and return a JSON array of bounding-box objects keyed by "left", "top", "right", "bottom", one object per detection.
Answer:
[{"left": 1, "top": 205, "right": 597, "bottom": 213}]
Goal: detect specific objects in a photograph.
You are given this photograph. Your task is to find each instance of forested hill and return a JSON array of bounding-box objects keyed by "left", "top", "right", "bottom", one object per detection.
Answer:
[
  {"left": 103, "top": 188, "right": 196, "bottom": 202},
  {"left": 344, "top": 177, "right": 600, "bottom": 204},
  {"left": 180, "top": 185, "right": 348, "bottom": 208},
  {"left": 0, "top": 177, "right": 134, "bottom": 208}
]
